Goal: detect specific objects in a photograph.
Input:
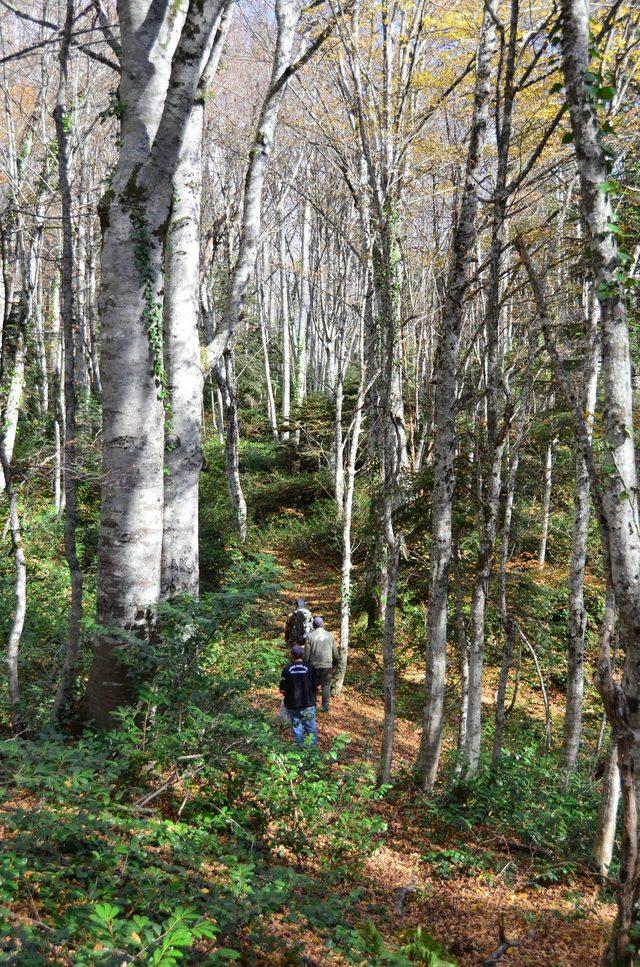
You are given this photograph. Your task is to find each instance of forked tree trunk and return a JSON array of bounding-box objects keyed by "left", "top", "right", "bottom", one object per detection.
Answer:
[
  {"left": 203, "top": 0, "right": 306, "bottom": 375},
  {"left": 84, "top": 0, "right": 224, "bottom": 727}
]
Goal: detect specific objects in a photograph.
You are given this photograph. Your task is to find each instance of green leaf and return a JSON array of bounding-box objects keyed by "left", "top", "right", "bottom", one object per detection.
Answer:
[
  {"left": 548, "top": 81, "right": 563, "bottom": 95},
  {"left": 597, "top": 85, "right": 615, "bottom": 101},
  {"left": 561, "top": 131, "right": 574, "bottom": 144}
]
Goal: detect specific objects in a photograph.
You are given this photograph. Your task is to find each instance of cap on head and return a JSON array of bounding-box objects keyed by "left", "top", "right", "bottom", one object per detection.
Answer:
[
  {"left": 312, "top": 616, "right": 324, "bottom": 629},
  {"left": 291, "top": 644, "right": 304, "bottom": 659}
]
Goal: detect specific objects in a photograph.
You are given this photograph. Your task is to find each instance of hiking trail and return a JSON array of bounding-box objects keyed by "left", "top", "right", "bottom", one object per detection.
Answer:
[{"left": 260, "top": 543, "right": 615, "bottom": 967}]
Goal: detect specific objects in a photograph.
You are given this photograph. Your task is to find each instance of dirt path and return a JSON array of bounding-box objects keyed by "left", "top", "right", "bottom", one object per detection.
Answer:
[{"left": 266, "top": 543, "right": 615, "bottom": 967}]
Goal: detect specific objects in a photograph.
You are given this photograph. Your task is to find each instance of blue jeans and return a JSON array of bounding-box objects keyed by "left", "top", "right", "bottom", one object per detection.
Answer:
[{"left": 288, "top": 706, "right": 318, "bottom": 748}]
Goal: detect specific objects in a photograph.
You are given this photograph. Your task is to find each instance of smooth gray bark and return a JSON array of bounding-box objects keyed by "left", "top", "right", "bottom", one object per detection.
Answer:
[
  {"left": 594, "top": 737, "right": 620, "bottom": 878},
  {"left": 85, "top": 0, "right": 224, "bottom": 727},
  {"left": 161, "top": 2, "right": 232, "bottom": 598},
  {"left": 216, "top": 350, "right": 248, "bottom": 542},
  {"left": 203, "top": 0, "right": 305, "bottom": 375},
  {"left": 561, "top": 3, "right": 640, "bottom": 957},
  {"left": 537, "top": 441, "right": 555, "bottom": 565},
  {"left": 562, "top": 293, "right": 599, "bottom": 772},
  {"left": 464, "top": 0, "right": 519, "bottom": 778},
  {"left": 52, "top": 0, "right": 84, "bottom": 720},
  {"left": 415, "top": 0, "right": 497, "bottom": 791}
]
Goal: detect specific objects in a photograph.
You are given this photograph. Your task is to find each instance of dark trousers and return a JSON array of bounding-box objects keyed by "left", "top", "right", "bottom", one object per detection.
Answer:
[{"left": 316, "top": 667, "right": 332, "bottom": 711}]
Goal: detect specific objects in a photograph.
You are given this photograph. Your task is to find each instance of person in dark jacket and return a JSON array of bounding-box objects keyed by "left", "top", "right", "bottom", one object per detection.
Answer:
[
  {"left": 303, "top": 616, "right": 339, "bottom": 712},
  {"left": 279, "top": 644, "right": 319, "bottom": 747}
]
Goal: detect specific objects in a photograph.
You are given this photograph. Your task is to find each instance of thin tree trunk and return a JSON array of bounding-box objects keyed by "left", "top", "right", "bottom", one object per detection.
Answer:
[
  {"left": 258, "top": 258, "right": 279, "bottom": 441},
  {"left": 280, "top": 221, "right": 291, "bottom": 441},
  {"left": 217, "top": 350, "right": 248, "bottom": 542},
  {"left": 452, "top": 539, "right": 469, "bottom": 770},
  {"left": 333, "top": 296, "right": 367, "bottom": 696},
  {"left": 492, "top": 442, "right": 519, "bottom": 767},
  {"left": 415, "top": 0, "right": 497, "bottom": 791},
  {"left": 0, "top": 434, "right": 26, "bottom": 733},
  {"left": 562, "top": 294, "right": 599, "bottom": 772},
  {"left": 464, "top": 0, "right": 519, "bottom": 779},
  {"left": 294, "top": 195, "right": 311, "bottom": 445},
  {"left": 52, "top": 0, "right": 84, "bottom": 720},
  {"left": 537, "top": 441, "right": 555, "bottom": 565},
  {"left": 594, "top": 737, "right": 620, "bottom": 878}
]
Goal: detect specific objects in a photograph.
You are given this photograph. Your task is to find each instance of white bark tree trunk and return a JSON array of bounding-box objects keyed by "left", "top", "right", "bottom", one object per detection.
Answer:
[
  {"left": 85, "top": 0, "right": 224, "bottom": 727},
  {"left": 203, "top": 0, "right": 305, "bottom": 375},
  {"left": 563, "top": 293, "right": 600, "bottom": 772},
  {"left": 594, "top": 737, "right": 620, "bottom": 878},
  {"left": 216, "top": 350, "right": 248, "bottom": 542},
  {"left": 561, "top": 3, "right": 640, "bottom": 957},
  {"left": 537, "top": 441, "right": 555, "bottom": 565},
  {"left": 161, "top": 94, "right": 205, "bottom": 598},
  {"left": 415, "top": 0, "right": 497, "bottom": 791},
  {"left": 280, "top": 221, "right": 291, "bottom": 441},
  {"left": 53, "top": 0, "right": 84, "bottom": 720}
]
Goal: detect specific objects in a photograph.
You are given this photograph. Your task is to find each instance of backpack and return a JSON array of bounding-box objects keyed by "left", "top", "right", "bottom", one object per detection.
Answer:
[{"left": 289, "top": 608, "right": 312, "bottom": 644}]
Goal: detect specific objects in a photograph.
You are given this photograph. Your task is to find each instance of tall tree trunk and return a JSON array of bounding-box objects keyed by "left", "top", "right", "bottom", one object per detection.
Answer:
[
  {"left": 161, "top": 4, "right": 232, "bottom": 598},
  {"left": 294, "top": 195, "right": 311, "bottom": 444},
  {"left": 415, "top": 0, "right": 498, "bottom": 791},
  {"left": 161, "top": 96, "right": 204, "bottom": 598},
  {"left": 52, "top": 0, "right": 84, "bottom": 720},
  {"left": 84, "top": 0, "right": 224, "bottom": 727},
  {"left": 560, "top": 3, "right": 640, "bottom": 957},
  {"left": 333, "top": 293, "right": 367, "bottom": 696},
  {"left": 203, "top": 0, "right": 307, "bottom": 375},
  {"left": 464, "top": 0, "right": 519, "bottom": 779},
  {"left": 562, "top": 294, "right": 599, "bottom": 772},
  {"left": 376, "top": 215, "right": 408, "bottom": 786}
]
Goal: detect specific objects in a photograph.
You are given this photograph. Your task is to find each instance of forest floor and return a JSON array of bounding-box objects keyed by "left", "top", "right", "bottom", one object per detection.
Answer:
[{"left": 256, "top": 543, "right": 616, "bottom": 967}]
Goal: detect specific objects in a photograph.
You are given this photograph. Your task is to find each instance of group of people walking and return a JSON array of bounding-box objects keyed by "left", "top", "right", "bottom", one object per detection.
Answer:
[{"left": 279, "top": 598, "right": 339, "bottom": 748}]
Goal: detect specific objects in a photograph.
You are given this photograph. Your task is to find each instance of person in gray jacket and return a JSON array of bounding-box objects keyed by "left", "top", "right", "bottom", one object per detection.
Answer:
[{"left": 303, "top": 616, "right": 339, "bottom": 712}]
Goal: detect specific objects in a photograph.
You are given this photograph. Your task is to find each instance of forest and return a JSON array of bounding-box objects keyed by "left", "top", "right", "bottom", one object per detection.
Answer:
[{"left": 0, "top": 0, "right": 639, "bottom": 963}]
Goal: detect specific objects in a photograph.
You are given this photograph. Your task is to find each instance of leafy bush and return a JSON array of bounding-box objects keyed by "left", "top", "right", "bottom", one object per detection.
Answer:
[
  {"left": 0, "top": 560, "right": 387, "bottom": 963},
  {"left": 427, "top": 739, "right": 599, "bottom": 873}
]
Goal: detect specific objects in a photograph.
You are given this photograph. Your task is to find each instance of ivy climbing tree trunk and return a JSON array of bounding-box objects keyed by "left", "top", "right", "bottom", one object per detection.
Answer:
[
  {"left": 84, "top": 0, "right": 224, "bottom": 727},
  {"left": 52, "top": 0, "right": 84, "bottom": 720}
]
